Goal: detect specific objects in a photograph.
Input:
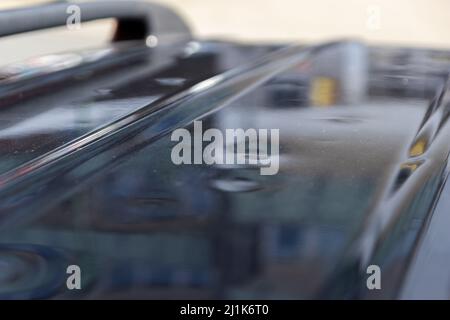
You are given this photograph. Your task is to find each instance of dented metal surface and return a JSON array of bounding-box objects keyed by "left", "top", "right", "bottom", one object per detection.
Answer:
[{"left": 0, "top": 33, "right": 450, "bottom": 299}]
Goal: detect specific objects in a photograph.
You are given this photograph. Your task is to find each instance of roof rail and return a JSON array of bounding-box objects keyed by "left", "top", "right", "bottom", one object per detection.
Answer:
[{"left": 0, "top": 0, "right": 191, "bottom": 42}]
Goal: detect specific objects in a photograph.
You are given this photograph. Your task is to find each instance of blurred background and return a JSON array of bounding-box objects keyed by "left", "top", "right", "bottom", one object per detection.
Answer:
[{"left": 2, "top": 0, "right": 450, "bottom": 65}]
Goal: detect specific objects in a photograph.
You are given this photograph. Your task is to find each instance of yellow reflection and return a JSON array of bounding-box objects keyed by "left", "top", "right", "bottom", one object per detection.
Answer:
[
  {"left": 400, "top": 162, "right": 419, "bottom": 172},
  {"left": 409, "top": 138, "right": 427, "bottom": 157},
  {"left": 310, "top": 77, "right": 336, "bottom": 107}
]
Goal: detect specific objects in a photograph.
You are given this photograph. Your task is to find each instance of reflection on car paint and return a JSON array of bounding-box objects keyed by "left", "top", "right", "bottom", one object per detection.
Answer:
[{"left": 0, "top": 40, "right": 450, "bottom": 299}]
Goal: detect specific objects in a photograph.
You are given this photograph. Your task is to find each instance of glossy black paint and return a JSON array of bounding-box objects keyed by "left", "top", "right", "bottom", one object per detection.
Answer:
[{"left": 1, "top": 36, "right": 450, "bottom": 299}]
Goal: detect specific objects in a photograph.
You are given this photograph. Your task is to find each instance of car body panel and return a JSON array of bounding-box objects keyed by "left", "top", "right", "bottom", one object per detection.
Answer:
[{"left": 0, "top": 37, "right": 450, "bottom": 299}]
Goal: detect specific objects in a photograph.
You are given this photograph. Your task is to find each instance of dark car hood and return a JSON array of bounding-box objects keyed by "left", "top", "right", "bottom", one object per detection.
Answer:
[{"left": 0, "top": 39, "right": 450, "bottom": 299}]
